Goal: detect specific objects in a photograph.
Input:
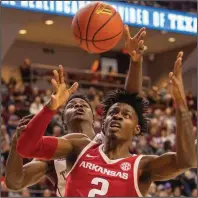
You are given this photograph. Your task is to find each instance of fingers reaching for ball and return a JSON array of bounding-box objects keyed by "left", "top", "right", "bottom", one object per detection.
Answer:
[{"left": 124, "top": 25, "right": 146, "bottom": 62}]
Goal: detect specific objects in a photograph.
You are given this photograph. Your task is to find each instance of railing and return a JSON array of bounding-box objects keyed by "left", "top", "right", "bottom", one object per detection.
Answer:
[{"left": 31, "top": 63, "right": 151, "bottom": 90}]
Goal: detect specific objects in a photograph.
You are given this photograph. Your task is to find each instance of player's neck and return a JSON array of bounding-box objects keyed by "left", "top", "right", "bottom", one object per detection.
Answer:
[
  {"left": 103, "top": 138, "right": 131, "bottom": 160},
  {"left": 67, "top": 122, "right": 95, "bottom": 140}
]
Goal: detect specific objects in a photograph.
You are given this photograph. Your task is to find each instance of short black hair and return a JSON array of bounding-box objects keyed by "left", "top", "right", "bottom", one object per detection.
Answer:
[
  {"left": 102, "top": 89, "right": 149, "bottom": 134},
  {"left": 61, "top": 92, "right": 94, "bottom": 125}
]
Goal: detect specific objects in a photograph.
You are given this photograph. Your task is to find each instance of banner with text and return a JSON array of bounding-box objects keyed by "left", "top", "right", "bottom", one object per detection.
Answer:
[{"left": 1, "top": 1, "right": 197, "bottom": 36}]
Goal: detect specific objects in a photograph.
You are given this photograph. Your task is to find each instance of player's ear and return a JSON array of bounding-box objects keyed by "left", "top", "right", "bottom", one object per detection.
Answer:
[{"left": 134, "top": 125, "right": 140, "bottom": 136}]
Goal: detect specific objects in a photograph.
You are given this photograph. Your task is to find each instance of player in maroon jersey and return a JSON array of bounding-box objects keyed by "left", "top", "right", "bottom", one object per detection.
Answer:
[
  {"left": 5, "top": 93, "right": 95, "bottom": 197},
  {"left": 16, "top": 51, "right": 197, "bottom": 196}
]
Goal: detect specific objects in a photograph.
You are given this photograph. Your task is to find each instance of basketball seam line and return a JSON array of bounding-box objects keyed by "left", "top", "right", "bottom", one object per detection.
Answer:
[
  {"left": 74, "top": 30, "right": 122, "bottom": 42},
  {"left": 76, "top": 15, "right": 82, "bottom": 45},
  {"left": 85, "top": 3, "right": 99, "bottom": 52},
  {"left": 92, "top": 10, "right": 117, "bottom": 43},
  {"left": 92, "top": 11, "right": 122, "bottom": 51},
  {"left": 91, "top": 31, "right": 123, "bottom": 51}
]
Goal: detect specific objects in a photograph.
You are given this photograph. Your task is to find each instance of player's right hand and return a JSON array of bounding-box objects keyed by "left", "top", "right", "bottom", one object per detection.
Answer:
[
  {"left": 47, "top": 65, "right": 79, "bottom": 110},
  {"left": 168, "top": 51, "right": 187, "bottom": 109},
  {"left": 124, "top": 25, "right": 146, "bottom": 63}
]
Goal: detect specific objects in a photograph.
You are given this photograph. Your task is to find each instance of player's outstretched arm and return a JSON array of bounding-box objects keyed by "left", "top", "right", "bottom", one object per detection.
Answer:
[
  {"left": 124, "top": 25, "right": 146, "bottom": 94},
  {"left": 140, "top": 52, "right": 196, "bottom": 182},
  {"left": 16, "top": 65, "right": 79, "bottom": 160},
  {"left": 5, "top": 115, "right": 49, "bottom": 191}
]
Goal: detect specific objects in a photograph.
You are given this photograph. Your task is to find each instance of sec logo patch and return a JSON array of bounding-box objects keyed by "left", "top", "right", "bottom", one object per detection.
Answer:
[{"left": 120, "top": 162, "right": 131, "bottom": 171}]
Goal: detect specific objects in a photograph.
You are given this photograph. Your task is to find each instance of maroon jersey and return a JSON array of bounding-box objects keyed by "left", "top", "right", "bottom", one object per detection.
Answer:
[{"left": 65, "top": 142, "right": 143, "bottom": 197}]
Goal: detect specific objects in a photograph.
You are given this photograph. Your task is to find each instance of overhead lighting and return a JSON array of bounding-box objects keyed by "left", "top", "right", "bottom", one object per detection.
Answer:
[
  {"left": 19, "top": 29, "right": 27, "bottom": 35},
  {"left": 45, "top": 20, "right": 54, "bottom": 25},
  {"left": 168, "top": 37, "right": 176, "bottom": 42},
  {"left": 144, "top": 46, "right": 148, "bottom": 50}
]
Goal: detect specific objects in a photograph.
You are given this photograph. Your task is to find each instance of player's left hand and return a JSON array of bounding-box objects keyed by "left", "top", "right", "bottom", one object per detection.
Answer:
[
  {"left": 13, "top": 114, "right": 34, "bottom": 142},
  {"left": 169, "top": 51, "right": 187, "bottom": 109},
  {"left": 124, "top": 25, "right": 146, "bottom": 63},
  {"left": 47, "top": 65, "right": 78, "bottom": 110}
]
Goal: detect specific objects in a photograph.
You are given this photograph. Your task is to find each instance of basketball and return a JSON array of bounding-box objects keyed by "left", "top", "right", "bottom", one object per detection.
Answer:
[{"left": 72, "top": 2, "right": 123, "bottom": 53}]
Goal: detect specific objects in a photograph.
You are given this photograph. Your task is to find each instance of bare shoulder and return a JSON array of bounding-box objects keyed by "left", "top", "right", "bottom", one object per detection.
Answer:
[
  {"left": 139, "top": 152, "right": 176, "bottom": 169},
  {"left": 32, "top": 158, "right": 54, "bottom": 166},
  {"left": 61, "top": 133, "right": 91, "bottom": 152},
  {"left": 61, "top": 133, "right": 90, "bottom": 140},
  {"left": 30, "top": 159, "right": 52, "bottom": 170},
  {"left": 139, "top": 155, "right": 157, "bottom": 166}
]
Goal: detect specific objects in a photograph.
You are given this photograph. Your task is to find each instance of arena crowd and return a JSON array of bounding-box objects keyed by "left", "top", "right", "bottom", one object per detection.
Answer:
[{"left": 1, "top": 59, "right": 197, "bottom": 197}]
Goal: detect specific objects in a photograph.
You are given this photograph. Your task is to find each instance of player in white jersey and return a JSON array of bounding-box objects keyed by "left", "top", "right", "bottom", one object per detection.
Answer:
[
  {"left": 5, "top": 93, "right": 100, "bottom": 197},
  {"left": 5, "top": 25, "right": 146, "bottom": 196}
]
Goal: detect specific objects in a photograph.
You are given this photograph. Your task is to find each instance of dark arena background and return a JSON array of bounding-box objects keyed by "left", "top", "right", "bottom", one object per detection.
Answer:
[{"left": 1, "top": 1, "right": 197, "bottom": 197}]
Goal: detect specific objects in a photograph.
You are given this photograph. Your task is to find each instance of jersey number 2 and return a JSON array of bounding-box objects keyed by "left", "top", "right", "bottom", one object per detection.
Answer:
[{"left": 88, "top": 177, "right": 109, "bottom": 197}]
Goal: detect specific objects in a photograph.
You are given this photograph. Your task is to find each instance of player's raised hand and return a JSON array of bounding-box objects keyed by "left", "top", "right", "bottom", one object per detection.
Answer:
[
  {"left": 48, "top": 65, "right": 78, "bottom": 110},
  {"left": 168, "top": 51, "right": 187, "bottom": 109},
  {"left": 124, "top": 25, "right": 146, "bottom": 63}
]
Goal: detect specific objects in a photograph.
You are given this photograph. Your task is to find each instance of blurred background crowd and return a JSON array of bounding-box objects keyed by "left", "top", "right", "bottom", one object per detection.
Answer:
[
  {"left": 1, "top": 57, "right": 197, "bottom": 197},
  {"left": 1, "top": 0, "right": 197, "bottom": 197}
]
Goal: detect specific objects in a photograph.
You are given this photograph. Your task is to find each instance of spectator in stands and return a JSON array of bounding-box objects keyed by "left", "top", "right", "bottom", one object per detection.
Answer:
[
  {"left": 192, "top": 188, "right": 197, "bottom": 197},
  {"left": 7, "top": 77, "right": 17, "bottom": 90},
  {"left": 90, "top": 60, "right": 100, "bottom": 83},
  {"left": 173, "top": 186, "right": 182, "bottom": 197},
  {"left": 1, "top": 181, "right": 8, "bottom": 197},
  {"left": 11, "top": 86, "right": 28, "bottom": 114},
  {"left": 87, "top": 87, "right": 96, "bottom": 101},
  {"left": 43, "top": 89, "right": 52, "bottom": 104},
  {"left": 1, "top": 135, "right": 10, "bottom": 168},
  {"left": 21, "top": 188, "right": 30, "bottom": 197},
  {"left": 156, "top": 140, "right": 172, "bottom": 156},
  {"left": 158, "top": 190, "right": 168, "bottom": 197},
  {"left": 28, "top": 86, "right": 40, "bottom": 103},
  {"left": 164, "top": 182, "right": 172, "bottom": 196},
  {"left": 1, "top": 125, "right": 10, "bottom": 145},
  {"left": 29, "top": 178, "right": 49, "bottom": 197},
  {"left": 136, "top": 136, "right": 153, "bottom": 155},
  {"left": 147, "top": 183, "right": 157, "bottom": 197},
  {"left": 12, "top": 86, "right": 25, "bottom": 102},
  {"left": 1, "top": 78, "right": 9, "bottom": 97},
  {"left": 106, "top": 66, "right": 117, "bottom": 82},
  {"left": 43, "top": 189, "right": 52, "bottom": 197},
  {"left": 163, "top": 107, "right": 176, "bottom": 132},
  {"left": 29, "top": 96, "right": 43, "bottom": 115},
  {"left": 6, "top": 104, "right": 20, "bottom": 135},
  {"left": 52, "top": 125, "right": 62, "bottom": 137},
  {"left": 19, "top": 58, "right": 32, "bottom": 85}
]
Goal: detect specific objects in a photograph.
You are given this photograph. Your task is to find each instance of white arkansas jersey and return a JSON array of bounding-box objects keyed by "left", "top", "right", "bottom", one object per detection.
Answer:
[{"left": 54, "top": 159, "right": 67, "bottom": 197}]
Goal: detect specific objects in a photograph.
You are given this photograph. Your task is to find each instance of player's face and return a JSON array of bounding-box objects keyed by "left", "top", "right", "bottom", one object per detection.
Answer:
[
  {"left": 103, "top": 103, "right": 138, "bottom": 141},
  {"left": 64, "top": 98, "right": 93, "bottom": 125}
]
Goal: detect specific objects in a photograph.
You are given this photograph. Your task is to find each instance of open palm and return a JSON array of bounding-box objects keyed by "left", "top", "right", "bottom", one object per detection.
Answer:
[
  {"left": 124, "top": 25, "right": 146, "bottom": 62},
  {"left": 169, "top": 52, "right": 187, "bottom": 108},
  {"left": 48, "top": 65, "right": 78, "bottom": 110}
]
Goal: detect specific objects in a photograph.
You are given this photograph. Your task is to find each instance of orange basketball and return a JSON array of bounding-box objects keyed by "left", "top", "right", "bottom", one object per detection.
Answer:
[{"left": 72, "top": 2, "right": 123, "bottom": 53}]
